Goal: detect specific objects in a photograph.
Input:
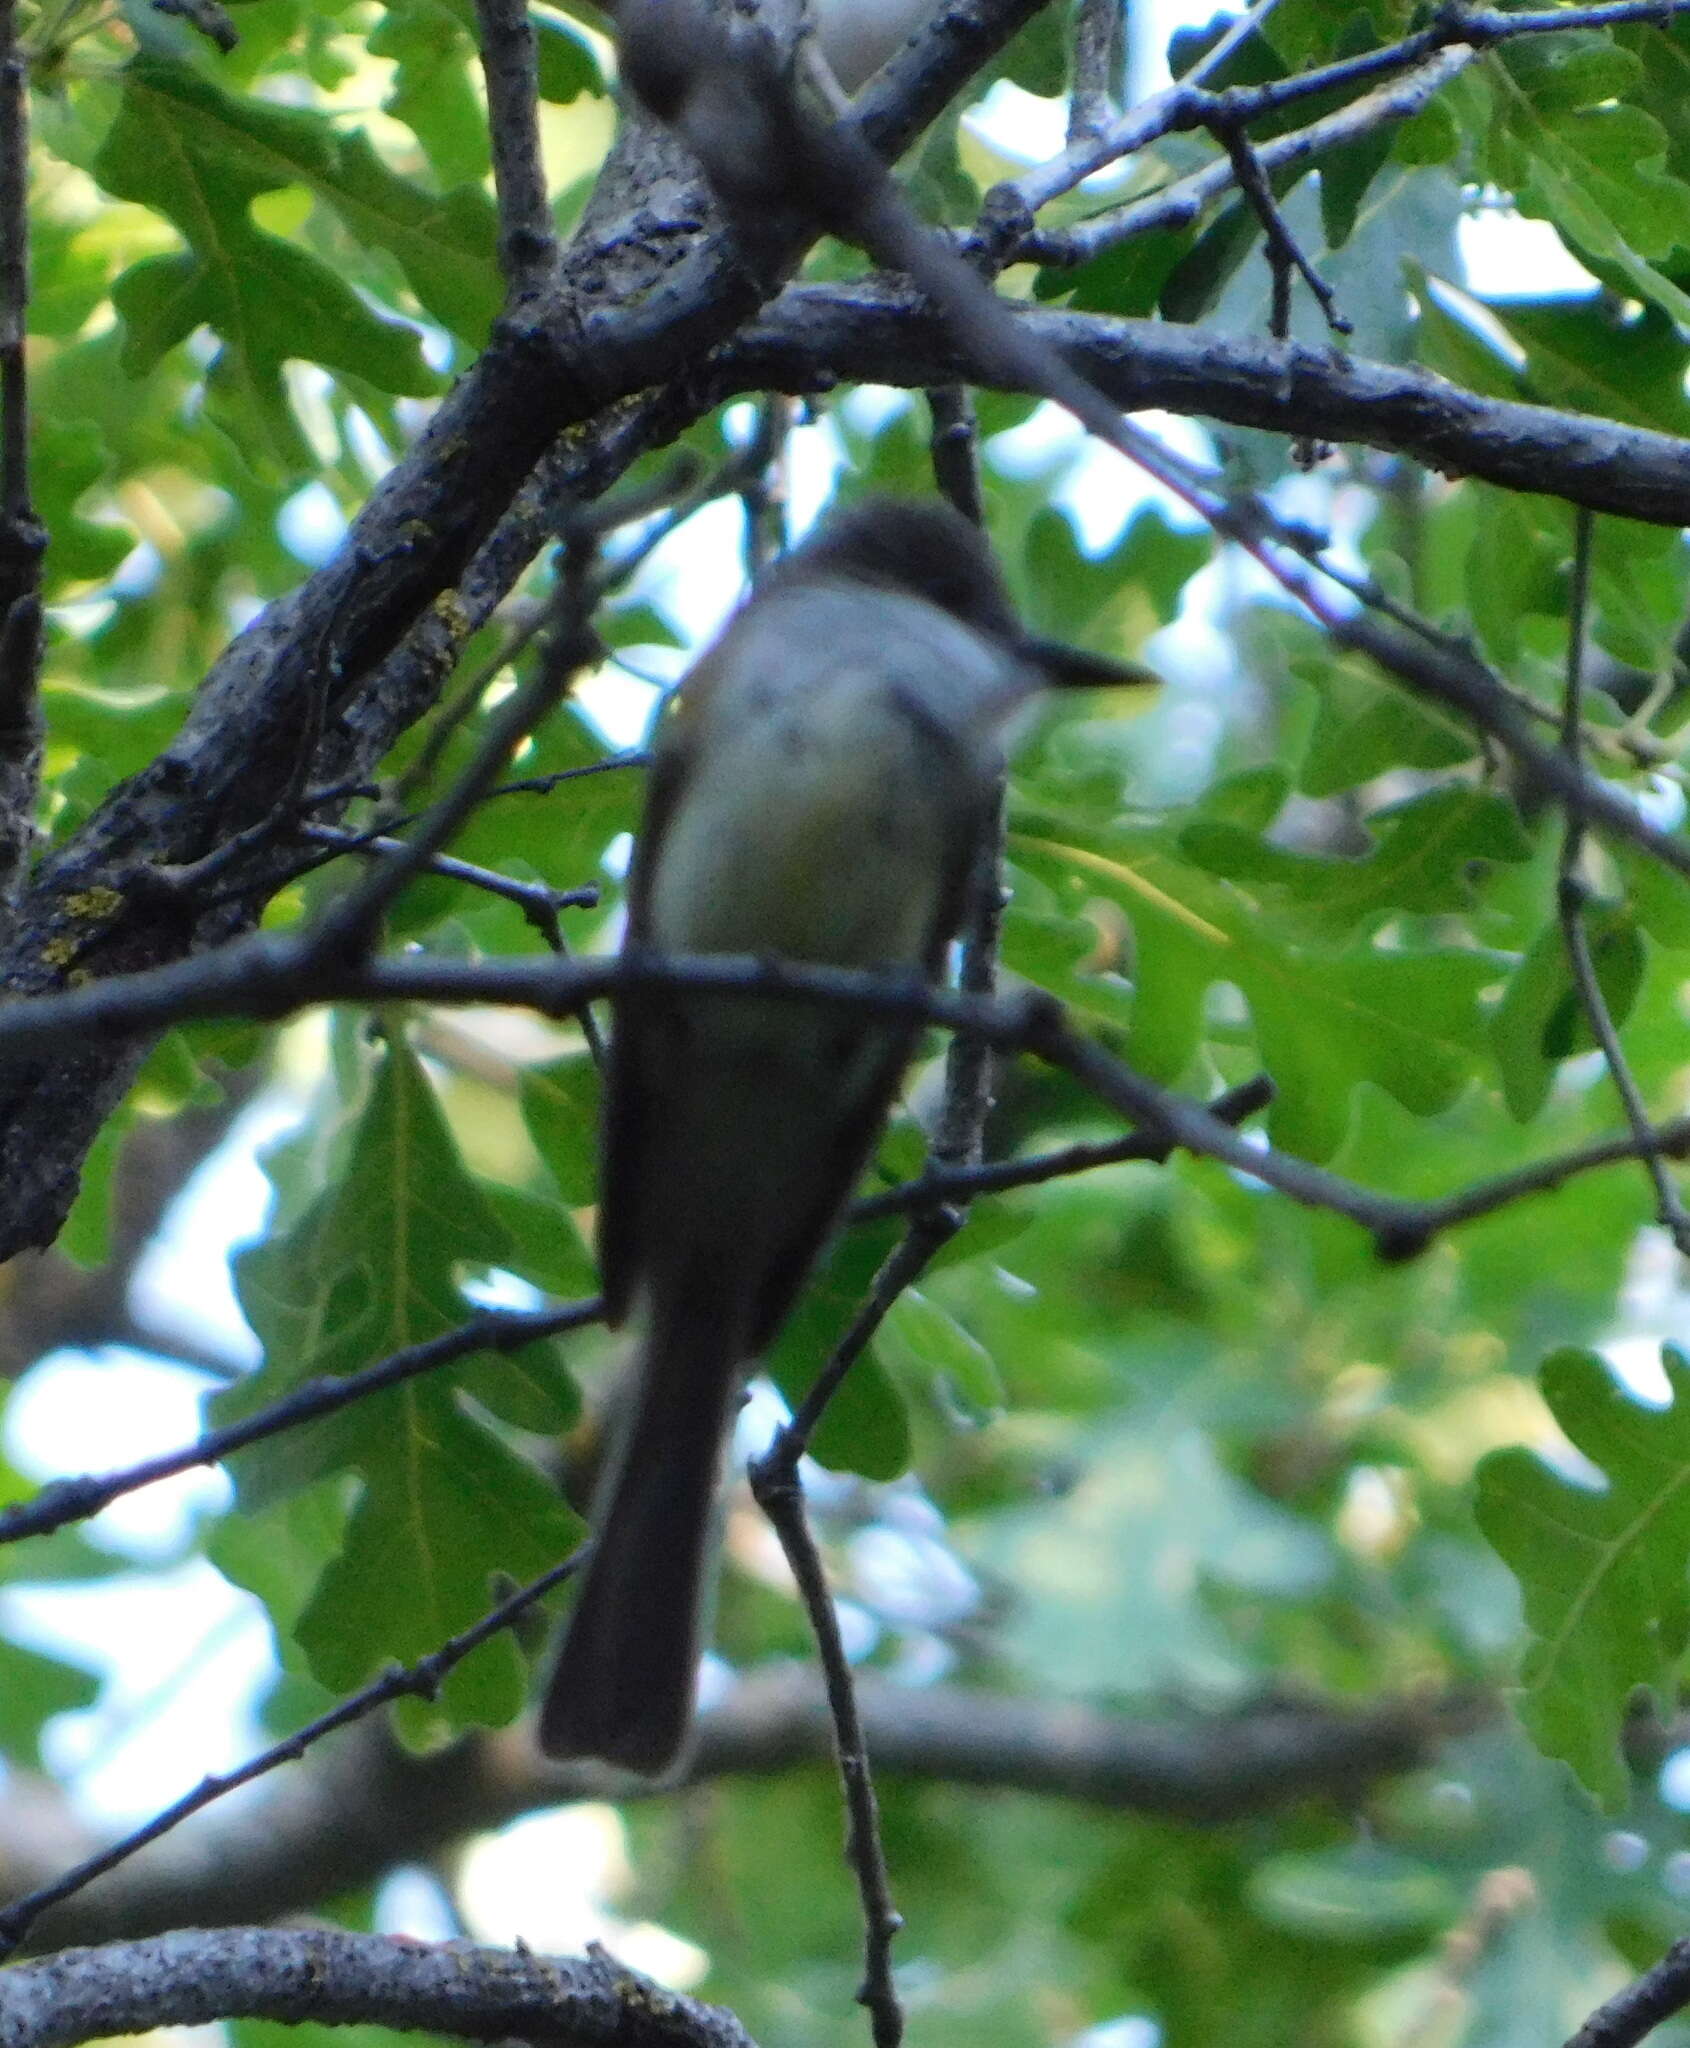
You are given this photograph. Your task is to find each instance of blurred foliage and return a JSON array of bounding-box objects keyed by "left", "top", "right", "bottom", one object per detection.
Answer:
[{"left": 8, "top": 4, "right": 1690, "bottom": 2047}]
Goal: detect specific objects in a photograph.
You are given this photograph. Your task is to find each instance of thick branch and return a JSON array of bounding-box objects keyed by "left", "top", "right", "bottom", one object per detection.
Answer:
[
  {"left": 13, "top": 1674, "right": 1481, "bottom": 1947},
  {"left": 0, "top": 0, "right": 43, "bottom": 908},
  {"left": 0, "top": 0, "right": 1047, "bottom": 1265},
  {"left": 728, "top": 283, "right": 1690, "bottom": 529},
  {"left": 0, "top": 1926, "right": 756, "bottom": 2048}
]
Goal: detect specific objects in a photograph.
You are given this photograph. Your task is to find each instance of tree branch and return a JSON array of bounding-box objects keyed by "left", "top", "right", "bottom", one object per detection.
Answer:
[
  {"left": 0, "top": 1926, "right": 757, "bottom": 2048},
  {"left": 1565, "top": 1936, "right": 1690, "bottom": 2048},
  {"left": 475, "top": 0, "right": 558, "bottom": 295},
  {"left": 0, "top": 949, "right": 1686, "bottom": 1265},
  {"left": 9, "top": 1674, "right": 1484, "bottom": 1948},
  {"left": 1019, "top": 43, "right": 1473, "bottom": 267},
  {"left": 0, "top": 1546, "right": 590, "bottom": 1957},
  {"left": 0, "top": 1298, "right": 603, "bottom": 1546},
  {"left": 729, "top": 283, "right": 1690, "bottom": 530},
  {"left": 0, "top": 0, "right": 43, "bottom": 912},
  {"left": 0, "top": 0, "right": 1048, "bottom": 1265}
]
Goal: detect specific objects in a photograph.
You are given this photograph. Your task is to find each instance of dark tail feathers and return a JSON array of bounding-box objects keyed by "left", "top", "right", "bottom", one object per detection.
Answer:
[{"left": 539, "top": 1310, "right": 739, "bottom": 1774}]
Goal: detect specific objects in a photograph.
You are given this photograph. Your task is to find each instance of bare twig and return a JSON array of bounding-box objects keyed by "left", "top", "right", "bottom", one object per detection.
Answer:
[
  {"left": 487, "top": 747, "right": 648, "bottom": 801},
  {"left": 475, "top": 0, "right": 558, "bottom": 294},
  {"left": 1016, "top": 44, "right": 1474, "bottom": 268},
  {"left": 0, "top": 1546, "right": 591, "bottom": 1958},
  {"left": 1066, "top": 0, "right": 1122, "bottom": 145},
  {"left": 0, "top": 0, "right": 43, "bottom": 909},
  {"left": 1554, "top": 510, "right": 1690, "bottom": 1253},
  {"left": 0, "top": 1926, "right": 757, "bottom": 2048},
  {"left": 1209, "top": 112, "right": 1351, "bottom": 339},
  {"left": 994, "top": 0, "right": 1280, "bottom": 218},
  {"left": 1001, "top": 0, "right": 1690, "bottom": 229},
  {"left": 748, "top": 1443, "right": 907, "bottom": 2048},
  {"left": 1564, "top": 1934, "right": 1690, "bottom": 2048},
  {"left": 737, "top": 397, "right": 791, "bottom": 574},
  {"left": 3, "top": 945, "right": 1690, "bottom": 1260},
  {"left": 295, "top": 821, "right": 598, "bottom": 945},
  {"left": 0, "top": 1298, "right": 604, "bottom": 1546},
  {"left": 308, "top": 520, "right": 602, "bottom": 961},
  {"left": 925, "top": 386, "right": 984, "bottom": 528},
  {"left": 747, "top": 1227, "right": 970, "bottom": 2048},
  {"left": 854, "top": 1071, "right": 1275, "bottom": 1220},
  {"left": 1394, "top": 1113, "right": 1690, "bottom": 1240}
]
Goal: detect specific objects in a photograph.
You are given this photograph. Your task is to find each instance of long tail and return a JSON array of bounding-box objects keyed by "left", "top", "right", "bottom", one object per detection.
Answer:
[{"left": 539, "top": 1292, "right": 741, "bottom": 1774}]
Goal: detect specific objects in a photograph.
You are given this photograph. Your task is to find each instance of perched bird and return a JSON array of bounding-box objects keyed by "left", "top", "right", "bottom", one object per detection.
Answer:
[{"left": 539, "top": 495, "right": 1141, "bottom": 1773}]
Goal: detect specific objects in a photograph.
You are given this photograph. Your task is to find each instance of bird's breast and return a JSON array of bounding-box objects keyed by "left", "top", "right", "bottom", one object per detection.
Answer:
[{"left": 645, "top": 666, "right": 960, "bottom": 969}]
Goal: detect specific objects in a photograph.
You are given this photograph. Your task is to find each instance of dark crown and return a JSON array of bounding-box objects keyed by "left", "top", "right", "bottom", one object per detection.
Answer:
[{"left": 766, "top": 495, "right": 1023, "bottom": 646}]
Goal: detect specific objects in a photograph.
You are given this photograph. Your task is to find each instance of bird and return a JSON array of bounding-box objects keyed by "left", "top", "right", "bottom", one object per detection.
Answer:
[{"left": 538, "top": 494, "right": 1145, "bottom": 1774}]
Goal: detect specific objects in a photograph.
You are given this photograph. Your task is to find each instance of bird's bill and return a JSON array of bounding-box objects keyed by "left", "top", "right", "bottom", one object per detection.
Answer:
[{"left": 1020, "top": 638, "right": 1162, "bottom": 691}]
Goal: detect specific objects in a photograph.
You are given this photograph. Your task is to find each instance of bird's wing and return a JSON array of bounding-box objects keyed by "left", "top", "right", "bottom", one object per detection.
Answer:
[
  {"left": 742, "top": 763, "right": 993, "bottom": 1355},
  {"left": 595, "top": 728, "right": 692, "bottom": 1329}
]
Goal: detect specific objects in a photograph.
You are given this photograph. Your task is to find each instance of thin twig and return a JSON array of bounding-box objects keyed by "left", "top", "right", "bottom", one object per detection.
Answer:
[
  {"left": 854, "top": 1071, "right": 1275, "bottom": 1220},
  {"left": 994, "top": 0, "right": 1280, "bottom": 218},
  {"left": 925, "top": 386, "right": 985, "bottom": 527},
  {"left": 475, "top": 0, "right": 558, "bottom": 294},
  {"left": 0, "top": 0, "right": 44, "bottom": 909},
  {"left": 487, "top": 747, "right": 648, "bottom": 800},
  {"left": 1555, "top": 508, "right": 1690, "bottom": 1253},
  {"left": 1017, "top": 43, "right": 1473, "bottom": 268},
  {"left": 1564, "top": 1935, "right": 1690, "bottom": 2048},
  {"left": 295, "top": 822, "right": 599, "bottom": 946},
  {"left": 746, "top": 1221, "right": 966, "bottom": 2048},
  {"left": 307, "top": 518, "right": 603, "bottom": 960},
  {"left": 737, "top": 397, "right": 791, "bottom": 574},
  {"left": 0, "top": 1298, "right": 604, "bottom": 1546},
  {"left": 0, "top": 1543, "right": 591, "bottom": 1958},
  {"left": 395, "top": 456, "right": 698, "bottom": 803},
  {"left": 922, "top": 382, "right": 1002, "bottom": 1174},
  {"left": 749, "top": 1448, "right": 907, "bottom": 2048},
  {"left": 1066, "top": 0, "right": 1122, "bottom": 145},
  {"left": 1210, "top": 114, "right": 1351, "bottom": 338}
]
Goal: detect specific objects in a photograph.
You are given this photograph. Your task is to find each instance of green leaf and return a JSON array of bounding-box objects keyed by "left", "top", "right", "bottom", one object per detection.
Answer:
[
  {"left": 765, "top": 1216, "right": 912, "bottom": 1479},
  {"left": 1476, "top": 1345, "right": 1690, "bottom": 1804},
  {"left": 1295, "top": 645, "right": 1475, "bottom": 796},
  {"left": 93, "top": 57, "right": 493, "bottom": 447},
  {"left": 220, "top": 1041, "right": 580, "bottom": 1730},
  {"left": 370, "top": 0, "right": 489, "bottom": 188},
  {"left": 1178, "top": 786, "right": 1533, "bottom": 939},
  {"left": 1018, "top": 505, "right": 1208, "bottom": 661},
  {"left": 0, "top": 1636, "right": 100, "bottom": 1763},
  {"left": 878, "top": 1289, "right": 1004, "bottom": 1424},
  {"left": 534, "top": 12, "right": 606, "bottom": 100},
  {"left": 521, "top": 1055, "right": 602, "bottom": 1207},
  {"left": 1490, "top": 909, "right": 1647, "bottom": 1122},
  {"left": 1616, "top": 845, "right": 1690, "bottom": 950},
  {"left": 1012, "top": 812, "right": 1494, "bottom": 1158},
  {"left": 208, "top": 1483, "right": 351, "bottom": 1679},
  {"left": 967, "top": 1388, "right": 1331, "bottom": 1698},
  {"left": 1493, "top": 298, "right": 1690, "bottom": 440},
  {"left": 476, "top": 1179, "right": 598, "bottom": 1303},
  {"left": 1487, "top": 40, "right": 1690, "bottom": 329}
]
